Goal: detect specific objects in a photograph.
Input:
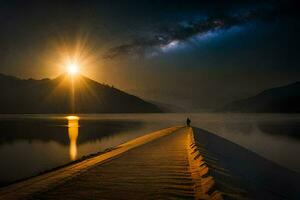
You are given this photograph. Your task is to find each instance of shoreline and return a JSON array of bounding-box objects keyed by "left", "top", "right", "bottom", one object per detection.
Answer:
[
  {"left": 0, "top": 126, "right": 299, "bottom": 199},
  {"left": 0, "top": 126, "right": 183, "bottom": 199}
]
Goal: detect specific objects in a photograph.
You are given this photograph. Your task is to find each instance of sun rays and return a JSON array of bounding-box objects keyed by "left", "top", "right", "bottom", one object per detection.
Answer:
[{"left": 40, "top": 34, "right": 103, "bottom": 114}]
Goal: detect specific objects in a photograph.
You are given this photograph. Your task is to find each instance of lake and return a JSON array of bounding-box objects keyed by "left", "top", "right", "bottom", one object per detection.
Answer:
[{"left": 0, "top": 113, "right": 299, "bottom": 186}]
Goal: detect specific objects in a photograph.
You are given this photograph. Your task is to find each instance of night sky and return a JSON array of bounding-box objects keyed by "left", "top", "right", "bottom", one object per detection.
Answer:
[{"left": 0, "top": 0, "right": 299, "bottom": 110}]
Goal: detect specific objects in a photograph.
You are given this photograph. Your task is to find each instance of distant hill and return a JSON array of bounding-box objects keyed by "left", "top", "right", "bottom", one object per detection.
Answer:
[
  {"left": 149, "top": 100, "right": 186, "bottom": 113},
  {"left": 221, "top": 82, "right": 300, "bottom": 113},
  {"left": 0, "top": 73, "right": 161, "bottom": 113}
]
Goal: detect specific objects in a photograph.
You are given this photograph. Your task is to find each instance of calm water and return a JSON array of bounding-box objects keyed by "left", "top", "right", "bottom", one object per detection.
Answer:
[{"left": 0, "top": 113, "right": 299, "bottom": 185}]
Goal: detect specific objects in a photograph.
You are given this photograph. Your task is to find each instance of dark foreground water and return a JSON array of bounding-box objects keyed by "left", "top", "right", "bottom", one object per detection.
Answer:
[{"left": 0, "top": 113, "right": 299, "bottom": 185}]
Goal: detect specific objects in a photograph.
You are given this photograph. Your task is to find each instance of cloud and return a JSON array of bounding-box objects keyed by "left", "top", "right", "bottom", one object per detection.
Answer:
[{"left": 103, "top": 5, "right": 280, "bottom": 59}]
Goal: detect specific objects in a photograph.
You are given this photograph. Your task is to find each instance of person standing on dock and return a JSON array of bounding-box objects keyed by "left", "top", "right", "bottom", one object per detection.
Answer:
[{"left": 186, "top": 118, "right": 191, "bottom": 127}]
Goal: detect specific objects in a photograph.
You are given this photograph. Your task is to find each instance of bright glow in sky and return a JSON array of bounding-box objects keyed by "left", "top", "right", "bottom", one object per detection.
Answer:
[{"left": 67, "top": 62, "right": 80, "bottom": 75}]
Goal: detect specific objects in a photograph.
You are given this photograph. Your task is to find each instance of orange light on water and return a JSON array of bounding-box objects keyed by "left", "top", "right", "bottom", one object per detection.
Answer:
[
  {"left": 67, "top": 116, "right": 79, "bottom": 161},
  {"left": 66, "top": 115, "right": 80, "bottom": 120}
]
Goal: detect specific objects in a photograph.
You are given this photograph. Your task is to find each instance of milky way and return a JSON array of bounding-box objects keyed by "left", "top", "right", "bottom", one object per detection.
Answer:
[{"left": 103, "top": 4, "right": 282, "bottom": 59}]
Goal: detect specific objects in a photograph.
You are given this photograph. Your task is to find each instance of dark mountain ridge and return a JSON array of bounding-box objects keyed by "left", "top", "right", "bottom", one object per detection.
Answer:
[
  {"left": 0, "top": 73, "right": 161, "bottom": 113},
  {"left": 221, "top": 81, "right": 300, "bottom": 113}
]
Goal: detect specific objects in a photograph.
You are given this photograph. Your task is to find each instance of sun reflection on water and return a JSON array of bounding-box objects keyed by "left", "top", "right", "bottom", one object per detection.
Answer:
[{"left": 66, "top": 116, "right": 79, "bottom": 161}]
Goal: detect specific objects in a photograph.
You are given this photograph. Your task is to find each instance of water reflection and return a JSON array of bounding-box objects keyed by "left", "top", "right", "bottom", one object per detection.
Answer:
[
  {"left": 0, "top": 116, "right": 146, "bottom": 185},
  {"left": 67, "top": 116, "right": 79, "bottom": 161},
  {"left": 0, "top": 113, "right": 299, "bottom": 186}
]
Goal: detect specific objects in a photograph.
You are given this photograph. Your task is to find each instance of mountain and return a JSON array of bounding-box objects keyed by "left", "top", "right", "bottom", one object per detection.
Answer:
[
  {"left": 149, "top": 100, "right": 187, "bottom": 113},
  {"left": 0, "top": 73, "right": 161, "bottom": 113},
  {"left": 220, "top": 81, "right": 300, "bottom": 113}
]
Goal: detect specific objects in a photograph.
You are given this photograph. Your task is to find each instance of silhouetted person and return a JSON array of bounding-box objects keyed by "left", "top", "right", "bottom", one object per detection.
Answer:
[{"left": 186, "top": 118, "right": 191, "bottom": 127}]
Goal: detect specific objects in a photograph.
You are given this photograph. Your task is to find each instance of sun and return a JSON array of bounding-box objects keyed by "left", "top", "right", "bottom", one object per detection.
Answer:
[{"left": 67, "top": 62, "right": 80, "bottom": 75}]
